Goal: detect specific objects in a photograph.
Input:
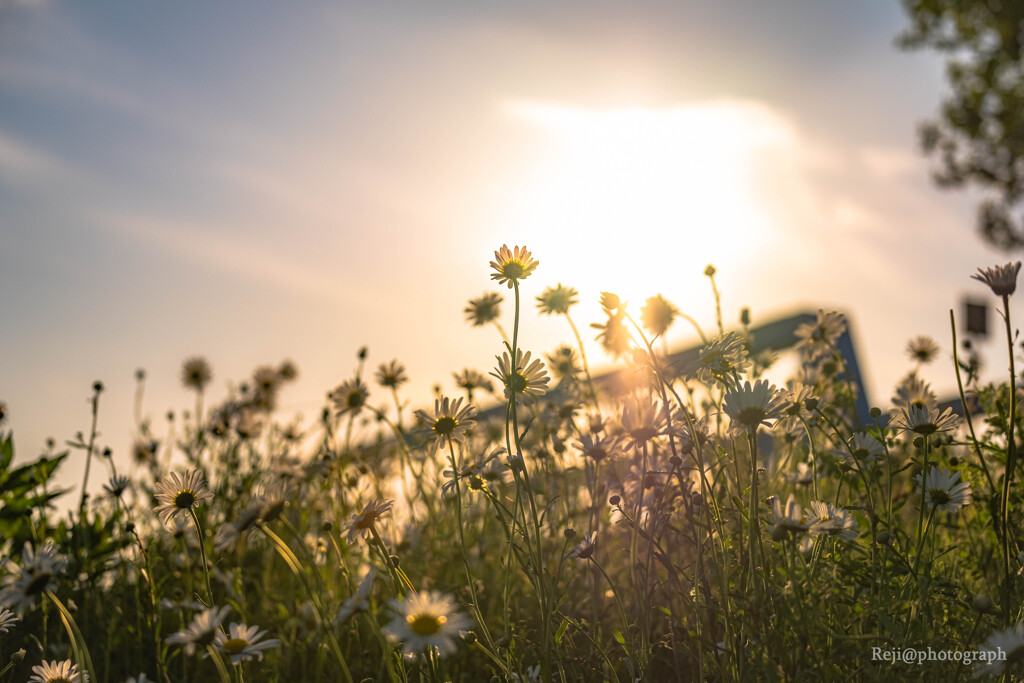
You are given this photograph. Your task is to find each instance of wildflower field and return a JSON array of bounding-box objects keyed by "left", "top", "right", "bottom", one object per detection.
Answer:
[{"left": 4, "top": 246, "right": 1024, "bottom": 682}]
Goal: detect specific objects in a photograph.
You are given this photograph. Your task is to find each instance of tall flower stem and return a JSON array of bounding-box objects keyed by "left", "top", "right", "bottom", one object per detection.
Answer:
[
  {"left": 446, "top": 441, "right": 505, "bottom": 674},
  {"left": 78, "top": 386, "right": 102, "bottom": 516},
  {"left": 190, "top": 508, "right": 215, "bottom": 606},
  {"left": 1000, "top": 293, "right": 1018, "bottom": 622}
]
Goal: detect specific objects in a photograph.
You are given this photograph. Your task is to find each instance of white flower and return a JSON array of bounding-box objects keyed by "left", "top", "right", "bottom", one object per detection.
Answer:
[
  {"left": 723, "top": 380, "right": 785, "bottom": 430},
  {"left": 566, "top": 531, "right": 598, "bottom": 560},
  {"left": 346, "top": 500, "right": 394, "bottom": 544},
  {"left": 807, "top": 501, "right": 858, "bottom": 542},
  {"left": 335, "top": 569, "right": 377, "bottom": 624},
  {"left": 972, "top": 261, "right": 1022, "bottom": 297},
  {"left": 975, "top": 622, "right": 1024, "bottom": 677},
  {"left": 215, "top": 622, "right": 280, "bottom": 663},
  {"left": 0, "top": 608, "right": 19, "bottom": 632},
  {"left": 384, "top": 590, "right": 473, "bottom": 657},
  {"left": 767, "top": 495, "right": 808, "bottom": 538},
  {"left": 153, "top": 469, "right": 213, "bottom": 525},
  {"left": 414, "top": 397, "right": 477, "bottom": 448},
  {"left": 166, "top": 606, "right": 230, "bottom": 655},
  {"left": 0, "top": 541, "right": 67, "bottom": 615},
  {"left": 918, "top": 468, "right": 973, "bottom": 512},
  {"left": 890, "top": 404, "right": 961, "bottom": 437},
  {"left": 29, "top": 660, "right": 85, "bottom": 683}
]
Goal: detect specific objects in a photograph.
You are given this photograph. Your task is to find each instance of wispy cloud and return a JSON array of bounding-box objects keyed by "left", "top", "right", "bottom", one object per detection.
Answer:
[{"left": 98, "top": 210, "right": 355, "bottom": 306}]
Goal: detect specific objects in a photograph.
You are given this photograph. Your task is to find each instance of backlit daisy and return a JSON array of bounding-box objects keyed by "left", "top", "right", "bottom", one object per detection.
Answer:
[
  {"left": 103, "top": 474, "right": 130, "bottom": 499},
  {"left": 536, "top": 283, "right": 578, "bottom": 315},
  {"left": 215, "top": 622, "right": 280, "bottom": 663},
  {"left": 566, "top": 531, "right": 598, "bottom": 560},
  {"left": 807, "top": 501, "right": 858, "bottom": 541},
  {"left": 640, "top": 294, "right": 678, "bottom": 337},
  {"left": 686, "top": 332, "right": 750, "bottom": 385},
  {"left": 376, "top": 360, "right": 409, "bottom": 389},
  {"left": 620, "top": 396, "right": 668, "bottom": 449},
  {"left": 575, "top": 433, "right": 622, "bottom": 463},
  {"left": 0, "top": 608, "right": 20, "bottom": 632},
  {"left": 384, "top": 590, "right": 473, "bottom": 657},
  {"left": 0, "top": 541, "right": 68, "bottom": 614},
  {"left": 453, "top": 368, "right": 493, "bottom": 395},
  {"left": 335, "top": 569, "right": 377, "bottom": 624},
  {"left": 153, "top": 470, "right": 213, "bottom": 525},
  {"left": 906, "top": 336, "right": 940, "bottom": 365},
  {"left": 794, "top": 309, "right": 846, "bottom": 361},
  {"left": 346, "top": 499, "right": 394, "bottom": 544},
  {"left": 28, "top": 659, "right": 84, "bottom": 683},
  {"left": 848, "top": 432, "right": 886, "bottom": 462},
  {"left": 181, "top": 357, "right": 213, "bottom": 392},
  {"left": 491, "top": 349, "right": 549, "bottom": 404},
  {"left": 972, "top": 261, "right": 1022, "bottom": 297},
  {"left": 329, "top": 377, "right": 369, "bottom": 416},
  {"left": 890, "top": 404, "right": 961, "bottom": 437},
  {"left": 723, "top": 380, "right": 786, "bottom": 431},
  {"left": 464, "top": 292, "right": 503, "bottom": 327},
  {"left": 891, "top": 372, "right": 937, "bottom": 412},
  {"left": 166, "top": 605, "right": 230, "bottom": 655},
  {"left": 917, "top": 468, "right": 973, "bottom": 512},
  {"left": 767, "top": 494, "right": 808, "bottom": 538},
  {"left": 490, "top": 244, "right": 539, "bottom": 289},
  {"left": 414, "top": 396, "right": 476, "bottom": 447}
]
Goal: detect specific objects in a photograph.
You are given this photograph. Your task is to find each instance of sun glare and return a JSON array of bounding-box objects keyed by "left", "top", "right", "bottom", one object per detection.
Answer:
[{"left": 497, "top": 100, "right": 796, "bottom": 305}]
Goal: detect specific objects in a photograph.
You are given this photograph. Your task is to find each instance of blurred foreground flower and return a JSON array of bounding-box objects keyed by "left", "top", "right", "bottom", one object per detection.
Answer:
[{"left": 384, "top": 590, "right": 472, "bottom": 657}]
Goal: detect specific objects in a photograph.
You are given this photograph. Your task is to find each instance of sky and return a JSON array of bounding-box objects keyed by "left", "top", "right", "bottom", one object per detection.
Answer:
[{"left": 0, "top": 1, "right": 1017, "bottom": 497}]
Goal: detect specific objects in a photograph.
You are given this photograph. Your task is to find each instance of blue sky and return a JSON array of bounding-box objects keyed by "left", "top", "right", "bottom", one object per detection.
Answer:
[{"left": 0, "top": 0, "right": 1014, "bottom": 495}]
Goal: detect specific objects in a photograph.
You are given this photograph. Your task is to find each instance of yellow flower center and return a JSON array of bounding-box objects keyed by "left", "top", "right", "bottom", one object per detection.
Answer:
[
  {"left": 501, "top": 262, "right": 525, "bottom": 279},
  {"left": 407, "top": 613, "right": 446, "bottom": 636},
  {"left": 433, "top": 416, "right": 458, "bottom": 436},
  {"left": 508, "top": 372, "right": 528, "bottom": 394},
  {"left": 174, "top": 490, "right": 196, "bottom": 509},
  {"left": 222, "top": 637, "right": 249, "bottom": 654}
]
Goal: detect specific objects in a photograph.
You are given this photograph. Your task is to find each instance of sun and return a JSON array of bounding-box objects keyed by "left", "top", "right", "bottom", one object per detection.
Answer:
[{"left": 491, "top": 99, "right": 796, "bottom": 308}]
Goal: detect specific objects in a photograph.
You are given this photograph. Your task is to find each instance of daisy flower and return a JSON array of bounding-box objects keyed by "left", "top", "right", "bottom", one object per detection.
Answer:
[
  {"left": 153, "top": 469, "right": 213, "bottom": 525},
  {"left": 890, "top": 404, "right": 961, "bottom": 437},
  {"left": 490, "top": 244, "right": 539, "bottom": 289},
  {"left": 215, "top": 623, "right": 280, "bottom": 663},
  {"left": 767, "top": 494, "right": 808, "bottom": 538},
  {"left": 640, "top": 294, "right": 678, "bottom": 337},
  {"left": 917, "top": 468, "right": 973, "bottom": 512},
  {"left": 453, "top": 368, "right": 493, "bottom": 395},
  {"left": 346, "top": 499, "right": 394, "bottom": 544},
  {"left": 686, "top": 332, "right": 750, "bottom": 385},
  {"left": 976, "top": 622, "right": 1024, "bottom": 677},
  {"left": 575, "top": 433, "right": 622, "bottom": 463},
  {"left": 536, "top": 283, "right": 578, "bottom": 315},
  {"left": 464, "top": 292, "right": 503, "bottom": 327},
  {"left": 723, "top": 380, "right": 786, "bottom": 431},
  {"left": 414, "top": 396, "right": 476, "bottom": 448},
  {"left": 491, "top": 349, "right": 549, "bottom": 404},
  {"left": 384, "top": 590, "right": 473, "bottom": 657},
  {"left": 0, "top": 608, "right": 20, "bottom": 632},
  {"left": 906, "top": 336, "right": 940, "bottom": 364},
  {"left": 28, "top": 660, "right": 84, "bottom": 683},
  {"left": 972, "top": 261, "right": 1022, "bottom": 297},
  {"left": 807, "top": 501, "right": 858, "bottom": 541},
  {"left": 620, "top": 396, "right": 668, "bottom": 449},
  {"left": 441, "top": 450, "right": 505, "bottom": 496},
  {"left": 329, "top": 377, "right": 369, "bottom": 416},
  {"left": 103, "top": 474, "right": 130, "bottom": 499},
  {"left": 891, "top": 372, "right": 937, "bottom": 412},
  {"left": 335, "top": 569, "right": 377, "bottom": 624},
  {"left": 181, "top": 357, "right": 213, "bottom": 392},
  {"left": 546, "top": 345, "right": 580, "bottom": 380},
  {"left": 566, "top": 531, "right": 598, "bottom": 560},
  {"left": 166, "top": 605, "right": 230, "bottom": 655},
  {"left": 794, "top": 309, "right": 846, "bottom": 361},
  {"left": 848, "top": 432, "right": 886, "bottom": 462},
  {"left": 376, "top": 360, "right": 409, "bottom": 389},
  {"left": 0, "top": 541, "right": 68, "bottom": 615}
]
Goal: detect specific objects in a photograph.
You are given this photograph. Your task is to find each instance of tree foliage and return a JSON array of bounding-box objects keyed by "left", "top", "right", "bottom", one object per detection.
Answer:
[{"left": 899, "top": 0, "right": 1024, "bottom": 250}]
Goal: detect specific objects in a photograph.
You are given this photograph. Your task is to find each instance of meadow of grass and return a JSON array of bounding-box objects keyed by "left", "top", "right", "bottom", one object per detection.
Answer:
[{"left": 2, "top": 247, "right": 1024, "bottom": 682}]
